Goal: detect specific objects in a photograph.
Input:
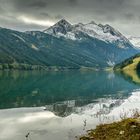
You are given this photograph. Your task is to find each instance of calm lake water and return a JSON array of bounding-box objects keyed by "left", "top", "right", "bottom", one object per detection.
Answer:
[{"left": 0, "top": 71, "right": 140, "bottom": 140}]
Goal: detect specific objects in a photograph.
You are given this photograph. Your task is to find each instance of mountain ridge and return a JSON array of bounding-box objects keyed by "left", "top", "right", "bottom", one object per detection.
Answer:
[
  {"left": 44, "top": 19, "right": 131, "bottom": 44},
  {"left": 0, "top": 19, "right": 139, "bottom": 70}
]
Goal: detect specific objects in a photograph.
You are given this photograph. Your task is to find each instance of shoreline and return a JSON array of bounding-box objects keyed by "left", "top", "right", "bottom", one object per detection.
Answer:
[
  {"left": 0, "top": 63, "right": 113, "bottom": 71},
  {"left": 79, "top": 116, "right": 140, "bottom": 140}
]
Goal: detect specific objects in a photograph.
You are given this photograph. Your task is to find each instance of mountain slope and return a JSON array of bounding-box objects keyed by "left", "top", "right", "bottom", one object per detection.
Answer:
[
  {"left": 0, "top": 19, "right": 139, "bottom": 70},
  {"left": 114, "top": 54, "right": 140, "bottom": 84},
  {"left": 114, "top": 54, "right": 140, "bottom": 71}
]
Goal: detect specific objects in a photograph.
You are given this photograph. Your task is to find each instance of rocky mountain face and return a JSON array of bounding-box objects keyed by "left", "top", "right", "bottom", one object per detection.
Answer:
[{"left": 0, "top": 19, "right": 139, "bottom": 70}]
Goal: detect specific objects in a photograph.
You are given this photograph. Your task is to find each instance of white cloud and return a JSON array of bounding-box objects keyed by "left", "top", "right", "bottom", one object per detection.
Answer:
[{"left": 18, "top": 16, "right": 55, "bottom": 26}]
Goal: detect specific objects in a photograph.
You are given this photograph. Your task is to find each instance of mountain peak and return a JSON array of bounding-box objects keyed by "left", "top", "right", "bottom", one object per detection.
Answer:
[
  {"left": 56, "top": 19, "right": 71, "bottom": 26},
  {"left": 44, "top": 19, "right": 73, "bottom": 35}
]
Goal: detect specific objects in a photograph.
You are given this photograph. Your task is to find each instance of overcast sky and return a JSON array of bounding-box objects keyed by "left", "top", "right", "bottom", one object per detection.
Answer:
[{"left": 0, "top": 0, "right": 140, "bottom": 36}]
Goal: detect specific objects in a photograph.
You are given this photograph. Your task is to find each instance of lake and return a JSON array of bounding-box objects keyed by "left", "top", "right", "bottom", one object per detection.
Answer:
[{"left": 0, "top": 71, "right": 140, "bottom": 140}]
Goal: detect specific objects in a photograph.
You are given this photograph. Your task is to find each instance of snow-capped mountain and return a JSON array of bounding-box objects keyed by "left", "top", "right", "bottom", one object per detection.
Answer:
[
  {"left": 44, "top": 19, "right": 73, "bottom": 35},
  {"left": 44, "top": 19, "right": 139, "bottom": 67},
  {"left": 128, "top": 36, "right": 140, "bottom": 49},
  {"left": 0, "top": 19, "right": 139, "bottom": 70},
  {"left": 44, "top": 19, "right": 129, "bottom": 45}
]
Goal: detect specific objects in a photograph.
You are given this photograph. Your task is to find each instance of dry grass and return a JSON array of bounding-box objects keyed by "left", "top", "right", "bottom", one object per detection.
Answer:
[
  {"left": 123, "top": 69, "right": 140, "bottom": 84},
  {"left": 79, "top": 112, "right": 140, "bottom": 140},
  {"left": 123, "top": 57, "right": 140, "bottom": 71},
  {"left": 80, "top": 118, "right": 140, "bottom": 140}
]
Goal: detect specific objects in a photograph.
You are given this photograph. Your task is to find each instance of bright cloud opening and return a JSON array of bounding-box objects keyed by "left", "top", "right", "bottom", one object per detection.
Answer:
[{"left": 18, "top": 16, "right": 55, "bottom": 27}]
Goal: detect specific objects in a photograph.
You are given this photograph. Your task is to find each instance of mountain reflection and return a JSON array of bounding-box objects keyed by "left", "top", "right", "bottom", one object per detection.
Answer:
[
  {"left": 44, "top": 98, "right": 123, "bottom": 117},
  {"left": 0, "top": 71, "right": 139, "bottom": 109},
  {"left": 120, "top": 69, "right": 140, "bottom": 85}
]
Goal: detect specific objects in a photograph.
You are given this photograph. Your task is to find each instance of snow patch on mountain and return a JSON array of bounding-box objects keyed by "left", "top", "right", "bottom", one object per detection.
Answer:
[
  {"left": 57, "top": 32, "right": 77, "bottom": 40},
  {"left": 128, "top": 36, "right": 140, "bottom": 49},
  {"left": 31, "top": 44, "right": 39, "bottom": 51},
  {"left": 107, "top": 60, "right": 115, "bottom": 66},
  {"left": 11, "top": 33, "right": 26, "bottom": 43},
  {"left": 75, "top": 22, "right": 121, "bottom": 43}
]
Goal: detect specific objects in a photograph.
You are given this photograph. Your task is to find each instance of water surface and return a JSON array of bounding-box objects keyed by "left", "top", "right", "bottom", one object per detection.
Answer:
[{"left": 0, "top": 71, "right": 140, "bottom": 140}]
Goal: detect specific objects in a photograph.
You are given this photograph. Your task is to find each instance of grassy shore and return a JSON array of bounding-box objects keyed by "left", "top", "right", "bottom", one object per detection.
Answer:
[{"left": 79, "top": 114, "right": 140, "bottom": 140}]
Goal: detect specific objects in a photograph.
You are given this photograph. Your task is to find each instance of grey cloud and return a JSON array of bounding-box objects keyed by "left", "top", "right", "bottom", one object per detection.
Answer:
[
  {"left": 55, "top": 15, "right": 64, "bottom": 20},
  {"left": 0, "top": 0, "right": 140, "bottom": 36},
  {"left": 28, "top": 1, "right": 48, "bottom": 8},
  {"left": 39, "top": 12, "right": 64, "bottom": 20},
  {"left": 68, "top": 0, "right": 78, "bottom": 5},
  {"left": 13, "top": 0, "right": 48, "bottom": 9},
  {"left": 124, "top": 13, "right": 136, "bottom": 20}
]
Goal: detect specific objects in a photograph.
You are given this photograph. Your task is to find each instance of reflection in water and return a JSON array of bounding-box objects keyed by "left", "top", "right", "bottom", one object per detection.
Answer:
[
  {"left": 0, "top": 90, "right": 140, "bottom": 140},
  {"left": 0, "top": 71, "right": 139, "bottom": 109},
  {"left": 44, "top": 99, "right": 123, "bottom": 117},
  {"left": 44, "top": 100, "right": 76, "bottom": 117},
  {"left": 0, "top": 71, "right": 140, "bottom": 140},
  {"left": 120, "top": 69, "right": 140, "bottom": 85}
]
